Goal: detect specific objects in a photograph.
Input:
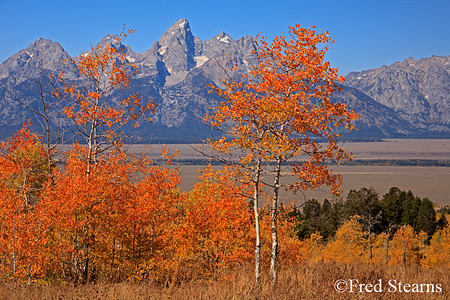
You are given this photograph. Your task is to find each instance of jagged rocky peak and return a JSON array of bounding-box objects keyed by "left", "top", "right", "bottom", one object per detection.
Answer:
[
  {"left": 0, "top": 38, "right": 69, "bottom": 81},
  {"left": 202, "top": 31, "right": 234, "bottom": 58},
  {"left": 194, "top": 36, "right": 203, "bottom": 56},
  {"left": 19, "top": 38, "right": 67, "bottom": 64},
  {"left": 215, "top": 31, "right": 233, "bottom": 43},
  {"left": 31, "top": 38, "right": 61, "bottom": 51},
  {"left": 159, "top": 18, "right": 194, "bottom": 47},
  {"left": 156, "top": 18, "right": 196, "bottom": 75},
  {"left": 95, "top": 34, "right": 128, "bottom": 53}
]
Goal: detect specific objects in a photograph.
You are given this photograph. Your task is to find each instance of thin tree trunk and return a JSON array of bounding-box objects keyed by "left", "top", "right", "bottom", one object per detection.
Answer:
[
  {"left": 254, "top": 156, "right": 262, "bottom": 284},
  {"left": 111, "top": 238, "right": 115, "bottom": 281},
  {"left": 82, "top": 225, "right": 90, "bottom": 284},
  {"left": 402, "top": 226, "right": 406, "bottom": 266},
  {"left": 270, "top": 153, "right": 282, "bottom": 290},
  {"left": 385, "top": 227, "right": 391, "bottom": 266}
]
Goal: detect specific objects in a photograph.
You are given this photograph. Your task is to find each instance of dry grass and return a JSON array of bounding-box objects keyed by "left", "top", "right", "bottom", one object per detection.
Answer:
[{"left": 1, "top": 262, "right": 449, "bottom": 299}]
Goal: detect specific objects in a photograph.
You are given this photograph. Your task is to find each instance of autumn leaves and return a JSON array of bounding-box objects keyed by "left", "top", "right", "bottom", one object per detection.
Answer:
[
  {"left": 204, "top": 25, "right": 358, "bottom": 287},
  {"left": 2, "top": 24, "right": 443, "bottom": 289},
  {"left": 0, "top": 24, "right": 358, "bottom": 285},
  {"left": 0, "top": 29, "right": 254, "bottom": 284}
]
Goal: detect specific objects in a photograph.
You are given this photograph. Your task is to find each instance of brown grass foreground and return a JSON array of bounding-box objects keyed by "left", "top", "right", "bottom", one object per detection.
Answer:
[{"left": 1, "top": 262, "right": 448, "bottom": 300}]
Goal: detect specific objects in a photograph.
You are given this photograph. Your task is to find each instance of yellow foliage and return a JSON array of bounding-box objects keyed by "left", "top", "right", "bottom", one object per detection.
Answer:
[
  {"left": 323, "top": 216, "right": 368, "bottom": 263},
  {"left": 423, "top": 226, "right": 450, "bottom": 269},
  {"left": 388, "top": 226, "right": 426, "bottom": 266}
]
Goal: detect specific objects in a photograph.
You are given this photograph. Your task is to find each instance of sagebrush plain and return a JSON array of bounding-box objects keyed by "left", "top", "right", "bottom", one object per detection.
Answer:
[{"left": 123, "top": 139, "right": 450, "bottom": 206}]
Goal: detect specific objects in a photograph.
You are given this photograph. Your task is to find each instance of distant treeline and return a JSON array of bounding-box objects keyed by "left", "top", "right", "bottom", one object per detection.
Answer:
[
  {"left": 336, "top": 159, "right": 450, "bottom": 167},
  {"left": 152, "top": 158, "right": 450, "bottom": 167}
]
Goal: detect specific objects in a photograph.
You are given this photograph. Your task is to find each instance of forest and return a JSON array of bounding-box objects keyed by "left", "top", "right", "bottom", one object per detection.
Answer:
[{"left": 1, "top": 26, "right": 449, "bottom": 299}]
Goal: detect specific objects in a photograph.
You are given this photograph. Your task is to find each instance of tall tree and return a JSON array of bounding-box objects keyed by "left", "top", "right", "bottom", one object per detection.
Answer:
[
  {"left": 0, "top": 122, "right": 51, "bottom": 280},
  {"left": 402, "top": 191, "right": 421, "bottom": 230},
  {"left": 14, "top": 57, "right": 67, "bottom": 178},
  {"left": 174, "top": 166, "right": 252, "bottom": 278},
  {"left": 47, "top": 28, "right": 156, "bottom": 283},
  {"left": 54, "top": 28, "right": 155, "bottom": 171},
  {"left": 205, "top": 24, "right": 358, "bottom": 288},
  {"left": 380, "top": 187, "right": 408, "bottom": 264},
  {"left": 416, "top": 198, "right": 437, "bottom": 237},
  {"left": 345, "top": 187, "right": 382, "bottom": 259}
]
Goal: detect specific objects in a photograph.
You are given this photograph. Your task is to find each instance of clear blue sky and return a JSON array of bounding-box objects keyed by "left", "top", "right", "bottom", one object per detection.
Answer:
[{"left": 1, "top": 0, "right": 449, "bottom": 75}]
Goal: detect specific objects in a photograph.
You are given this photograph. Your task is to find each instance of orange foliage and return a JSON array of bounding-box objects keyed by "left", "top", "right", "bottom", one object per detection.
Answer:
[
  {"left": 205, "top": 24, "right": 359, "bottom": 286},
  {"left": 206, "top": 25, "right": 359, "bottom": 196},
  {"left": 34, "top": 146, "right": 183, "bottom": 283},
  {"left": 173, "top": 166, "right": 253, "bottom": 278},
  {"left": 0, "top": 122, "right": 50, "bottom": 280},
  {"left": 370, "top": 232, "right": 390, "bottom": 264},
  {"left": 53, "top": 28, "right": 156, "bottom": 164},
  {"left": 26, "top": 28, "right": 163, "bottom": 283},
  {"left": 300, "top": 232, "right": 325, "bottom": 263}
]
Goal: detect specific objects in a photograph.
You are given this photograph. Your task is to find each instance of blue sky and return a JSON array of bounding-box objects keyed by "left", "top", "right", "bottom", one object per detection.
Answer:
[{"left": 1, "top": 0, "right": 449, "bottom": 75}]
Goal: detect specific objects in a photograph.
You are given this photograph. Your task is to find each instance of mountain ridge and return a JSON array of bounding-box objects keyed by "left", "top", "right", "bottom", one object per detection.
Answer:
[{"left": 1, "top": 19, "right": 449, "bottom": 142}]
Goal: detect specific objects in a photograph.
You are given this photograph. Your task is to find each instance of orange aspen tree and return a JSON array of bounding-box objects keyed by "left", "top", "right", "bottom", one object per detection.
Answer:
[
  {"left": 47, "top": 28, "right": 156, "bottom": 283},
  {"left": 302, "top": 232, "right": 325, "bottom": 262},
  {"left": 36, "top": 147, "right": 130, "bottom": 283},
  {"left": 120, "top": 148, "right": 183, "bottom": 281},
  {"left": 205, "top": 25, "right": 358, "bottom": 287},
  {"left": 37, "top": 146, "right": 182, "bottom": 282},
  {"left": 371, "top": 232, "right": 390, "bottom": 264},
  {"left": 53, "top": 28, "right": 156, "bottom": 169},
  {"left": 0, "top": 123, "right": 50, "bottom": 280},
  {"left": 174, "top": 165, "right": 253, "bottom": 278}
]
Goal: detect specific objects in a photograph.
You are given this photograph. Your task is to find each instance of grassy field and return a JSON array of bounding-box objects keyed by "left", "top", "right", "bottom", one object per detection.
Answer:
[{"left": 2, "top": 262, "right": 449, "bottom": 299}]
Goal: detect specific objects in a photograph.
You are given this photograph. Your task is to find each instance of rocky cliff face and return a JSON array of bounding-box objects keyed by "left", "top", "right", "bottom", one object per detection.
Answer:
[
  {"left": 0, "top": 38, "right": 73, "bottom": 127},
  {"left": 1, "top": 19, "right": 449, "bottom": 141},
  {"left": 345, "top": 56, "right": 450, "bottom": 134},
  {"left": 0, "top": 38, "right": 70, "bottom": 82}
]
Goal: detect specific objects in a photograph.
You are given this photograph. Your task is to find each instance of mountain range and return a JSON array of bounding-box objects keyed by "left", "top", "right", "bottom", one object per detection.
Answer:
[{"left": 1, "top": 18, "right": 450, "bottom": 142}]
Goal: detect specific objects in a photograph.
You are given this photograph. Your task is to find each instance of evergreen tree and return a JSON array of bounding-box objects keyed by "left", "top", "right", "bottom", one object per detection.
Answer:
[
  {"left": 402, "top": 192, "right": 421, "bottom": 230},
  {"left": 437, "top": 214, "right": 449, "bottom": 231},
  {"left": 380, "top": 187, "right": 405, "bottom": 232},
  {"left": 294, "top": 199, "right": 321, "bottom": 239},
  {"left": 345, "top": 187, "right": 382, "bottom": 232},
  {"left": 416, "top": 198, "right": 437, "bottom": 237},
  {"left": 294, "top": 198, "right": 342, "bottom": 241},
  {"left": 317, "top": 199, "right": 340, "bottom": 240}
]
